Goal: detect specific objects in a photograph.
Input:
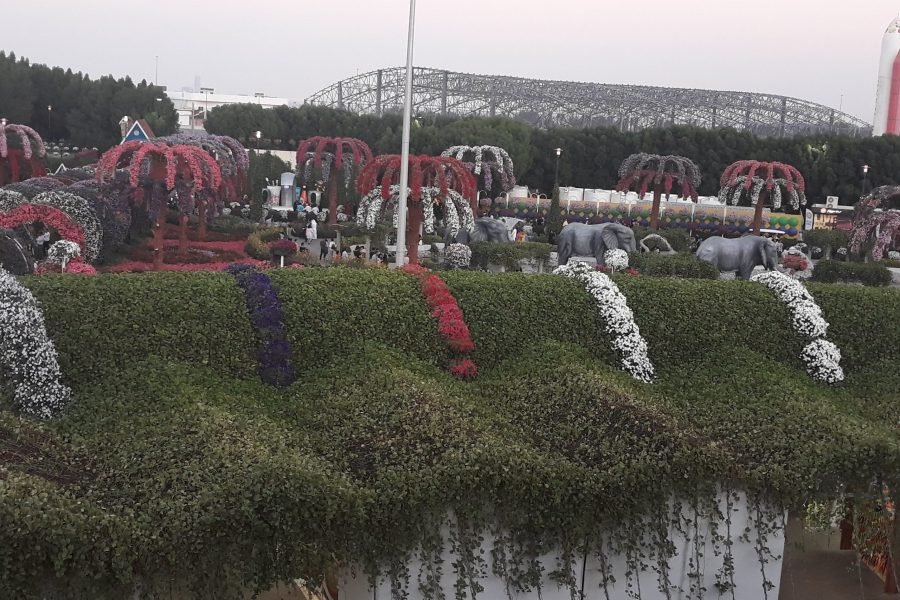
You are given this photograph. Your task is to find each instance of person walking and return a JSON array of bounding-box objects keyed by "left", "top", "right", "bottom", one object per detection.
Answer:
[{"left": 319, "top": 239, "right": 329, "bottom": 262}]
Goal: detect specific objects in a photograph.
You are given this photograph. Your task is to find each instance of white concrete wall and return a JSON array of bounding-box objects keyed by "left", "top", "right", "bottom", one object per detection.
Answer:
[{"left": 341, "top": 493, "right": 785, "bottom": 600}]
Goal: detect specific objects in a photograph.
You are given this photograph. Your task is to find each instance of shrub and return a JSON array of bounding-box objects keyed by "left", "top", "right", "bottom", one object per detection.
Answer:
[
  {"left": 209, "top": 215, "right": 258, "bottom": 236},
  {"left": 811, "top": 260, "right": 893, "bottom": 287},
  {"left": 632, "top": 226, "right": 692, "bottom": 252},
  {"left": 245, "top": 228, "right": 286, "bottom": 260},
  {"left": 803, "top": 230, "right": 849, "bottom": 258},
  {"left": 469, "top": 242, "right": 553, "bottom": 271},
  {"left": 627, "top": 253, "right": 719, "bottom": 279}
]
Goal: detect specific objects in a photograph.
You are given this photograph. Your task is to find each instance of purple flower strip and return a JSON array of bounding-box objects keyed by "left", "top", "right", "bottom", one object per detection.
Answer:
[{"left": 226, "top": 264, "right": 296, "bottom": 387}]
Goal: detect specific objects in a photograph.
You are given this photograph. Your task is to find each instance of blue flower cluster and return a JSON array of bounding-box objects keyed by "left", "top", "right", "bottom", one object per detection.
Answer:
[{"left": 226, "top": 264, "right": 296, "bottom": 387}]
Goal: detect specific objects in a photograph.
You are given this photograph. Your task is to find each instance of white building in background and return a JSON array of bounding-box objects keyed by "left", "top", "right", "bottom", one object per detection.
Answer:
[
  {"left": 874, "top": 15, "right": 900, "bottom": 136},
  {"left": 165, "top": 89, "right": 297, "bottom": 132}
]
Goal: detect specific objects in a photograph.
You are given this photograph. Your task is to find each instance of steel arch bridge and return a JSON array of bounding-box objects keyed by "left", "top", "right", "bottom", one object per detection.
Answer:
[{"left": 305, "top": 67, "right": 872, "bottom": 138}]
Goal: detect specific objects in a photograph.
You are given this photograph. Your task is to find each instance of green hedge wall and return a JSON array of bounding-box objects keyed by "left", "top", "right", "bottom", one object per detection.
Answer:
[
  {"left": 812, "top": 260, "right": 893, "bottom": 287},
  {"left": 23, "top": 269, "right": 900, "bottom": 390}
]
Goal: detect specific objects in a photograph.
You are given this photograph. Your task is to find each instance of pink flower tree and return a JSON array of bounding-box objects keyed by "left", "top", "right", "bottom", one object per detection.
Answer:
[
  {"left": 850, "top": 185, "right": 900, "bottom": 261},
  {"left": 616, "top": 154, "right": 701, "bottom": 230},
  {"left": 97, "top": 141, "right": 222, "bottom": 268},
  {"left": 719, "top": 161, "right": 806, "bottom": 235},
  {"left": 295, "top": 137, "right": 373, "bottom": 225},
  {"left": 356, "top": 155, "right": 477, "bottom": 264},
  {"left": 0, "top": 120, "right": 47, "bottom": 185}
]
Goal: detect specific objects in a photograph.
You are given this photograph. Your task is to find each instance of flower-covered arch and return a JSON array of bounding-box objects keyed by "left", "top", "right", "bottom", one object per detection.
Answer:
[
  {"left": 0, "top": 204, "right": 86, "bottom": 260},
  {"left": 31, "top": 191, "right": 103, "bottom": 263},
  {"left": 356, "top": 185, "right": 475, "bottom": 240},
  {"left": 719, "top": 161, "right": 806, "bottom": 234},
  {"left": 850, "top": 185, "right": 900, "bottom": 261}
]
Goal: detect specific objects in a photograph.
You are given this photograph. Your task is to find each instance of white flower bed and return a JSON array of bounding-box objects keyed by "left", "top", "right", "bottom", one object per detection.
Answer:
[
  {"left": 445, "top": 243, "right": 472, "bottom": 269},
  {"left": 889, "top": 250, "right": 900, "bottom": 261},
  {"left": 47, "top": 240, "right": 81, "bottom": 265},
  {"left": 554, "top": 261, "right": 655, "bottom": 383},
  {"left": 604, "top": 249, "right": 629, "bottom": 273},
  {"left": 0, "top": 267, "right": 72, "bottom": 418},
  {"left": 751, "top": 270, "right": 844, "bottom": 384}
]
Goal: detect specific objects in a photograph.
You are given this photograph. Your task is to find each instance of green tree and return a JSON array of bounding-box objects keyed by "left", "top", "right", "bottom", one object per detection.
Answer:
[{"left": 546, "top": 185, "right": 562, "bottom": 242}]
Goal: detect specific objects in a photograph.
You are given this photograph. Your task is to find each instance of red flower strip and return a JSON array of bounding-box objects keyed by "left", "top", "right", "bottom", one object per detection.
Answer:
[
  {"left": 402, "top": 266, "right": 478, "bottom": 380},
  {"left": 0, "top": 204, "right": 86, "bottom": 253}
]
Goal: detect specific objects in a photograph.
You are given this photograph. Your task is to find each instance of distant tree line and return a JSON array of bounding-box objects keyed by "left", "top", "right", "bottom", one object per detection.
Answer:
[
  {"left": 0, "top": 52, "right": 178, "bottom": 150},
  {"left": 207, "top": 103, "right": 900, "bottom": 205}
]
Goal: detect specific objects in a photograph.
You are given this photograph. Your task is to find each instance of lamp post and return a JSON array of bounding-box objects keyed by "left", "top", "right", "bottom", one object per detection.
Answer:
[
  {"left": 200, "top": 87, "right": 214, "bottom": 126},
  {"left": 255, "top": 130, "right": 262, "bottom": 153},
  {"left": 554, "top": 147, "right": 562, "bottom": 189},
  {"left": 47, "top": 105, "right": 52, "bottom": 139},
  {"left": 862, "top": 164, "right": 871, "bottom": 196},
  {"left": 394, "top": 0, "right": 417, "bottom": 268}
]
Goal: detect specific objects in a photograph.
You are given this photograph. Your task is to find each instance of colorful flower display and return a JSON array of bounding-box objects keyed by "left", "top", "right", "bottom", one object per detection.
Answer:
[
  {"left": 402, "top": 265, "right": 478, "bottom": 379},
  {"left": 441, "top": 145, "right": 517, "bottom": 193},
  {"left": 356, "top": 185, "right": 475, "bottom": 240},
  {"left": 0, "top": 204, "right": 86, "bottom": 253},
  {"left": 616, "top": 154, "right": 701, "bottom": 230},
  {"left": 604, "top": 249, "right": 629, "bottom": 273},
  {"left": 554, "top": 261, "right": 655, "bottom": 382},
  {"left": 718, "top": 161, "right": 806, "bottom": 234},
  {"left": 850, "top": 186, "right": 900, "bottom": 261},
  {"left": 751, "top": 271, "right": 843, "bottom": 384},
  {"left": 445, "top": 243, "right": 472, "bottom": 269},
  {"left": 46, "top": 240, "right": 81, "bottom": 265},
  {"left": 0, "top": 266, "right": 72, "bottom": 418},
  {"left": 295, "top": 137, "right": 373, "bottom": 225},
  {"left": 225, "top": 264, "right": 296, "bottom": 387},
  {"left": 31, "top": 191, "right": 103, "bottom": 262}
]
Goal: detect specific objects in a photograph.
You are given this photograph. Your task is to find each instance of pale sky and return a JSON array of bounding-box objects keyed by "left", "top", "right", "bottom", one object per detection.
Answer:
[{"left": 5, "top": 1, "right": 899, "bottom": 123}]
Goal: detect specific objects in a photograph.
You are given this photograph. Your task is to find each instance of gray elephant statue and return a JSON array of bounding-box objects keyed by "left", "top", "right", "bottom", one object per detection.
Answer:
[
  {"left": 450, "top": 218, "right": 514, "bottom": 245},
  {"left": 695, "top": 235, "right": 778, "bottom": 280},
  {"left": 557, "top": 223, "right": 637, "bottom": 266}
]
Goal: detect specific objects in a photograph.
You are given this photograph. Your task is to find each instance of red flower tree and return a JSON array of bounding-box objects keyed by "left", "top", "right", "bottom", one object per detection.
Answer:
[
  {"left": 850, "top": 185, "right": 900, "bottom": 261},
  {"left": 616, "top": 154, "right": 701, "bottom": 230},
  {"left": 97, "top": 141, "right": 222, "bottom": 268},
  {"left": 719, "top": 161, "right": 806, "bottom": 234},
  {"left": 357, "top": 155, "right": 477, "bottom": 264},
  {"left": 0, "top": 120, "right": 47, "bottom": 185},
  {"left": 296, "top": 137, "right": 373, "bottom": 224}
]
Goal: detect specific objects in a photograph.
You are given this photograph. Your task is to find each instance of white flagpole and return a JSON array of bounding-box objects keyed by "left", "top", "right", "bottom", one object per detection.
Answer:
[{"left": 394, "top": 0, "right": 416, "bottom": 267}]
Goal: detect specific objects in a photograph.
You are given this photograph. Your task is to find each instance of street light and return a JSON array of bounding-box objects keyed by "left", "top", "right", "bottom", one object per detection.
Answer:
[
  {"left": 394, "top": 0, "right": 417, "bottom": 268},
  {"left": 863, "top": 164, "right": 871, "bottom": 195},
  {"left": 554, "top": 147, "right": 562, "bottom": 189},
  {"left": 255, "top": 130, "right": 262, "bottom": 152},
  {"left": 47, "top": 105, "right": 52, "bottom": 138},
  {"left": 200, "top": 87, "right": 214, "bottom": 125}
]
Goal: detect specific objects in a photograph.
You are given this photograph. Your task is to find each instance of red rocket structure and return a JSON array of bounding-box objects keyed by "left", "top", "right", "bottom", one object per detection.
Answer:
[{"left": 874, "top": 16, "right": 900, "bottom": 135}]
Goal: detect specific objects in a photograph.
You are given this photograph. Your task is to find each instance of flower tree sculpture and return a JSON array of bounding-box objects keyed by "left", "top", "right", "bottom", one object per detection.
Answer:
[
  {"left": 97, "top": 141, "right": 222, "bottom": 267},
  {"left": 850, "top": 185, "right": 900, "bottom": 261},
  {"left": 719, "top": 161, "right": 806, "bottom": 235},
  {"left": 296, "top": 137, "right": 373, "bottom": 225},
  {"left": 159, "top": 133, "right": 246, "bottom": 240},
  {"left": 0, "top": 119, "right": 47, "bottom": 185},
  {"left": 440, "top": 145, "right": 516, "bottom": 196},
  {"left": 356, "top": 155, "right": 477, "bottom": 264},
  {"left": 357, "top": 185, "right": 475, "bottom": 243},
  {"left": 616, "top": 154, "right": 701, "bottom": 230}
]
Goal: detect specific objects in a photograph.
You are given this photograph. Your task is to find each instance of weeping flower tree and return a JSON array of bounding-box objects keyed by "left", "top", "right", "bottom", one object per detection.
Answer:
[
  {"left": 616, "top": 154, "right": 701, "bottom": 230},
  {"left": 356, "top": 155, "right": 477, "bottom": 264},
  {"left": 0, "top": 119, "right": 47, "bottom": 185},
  {"left": 719, "top": 161, "right": 806, "bottom": 235},
  {"left": 295, "top": 137, "right": 373, "bottom": 224},
  {"left": 850, "top": 185, "right": 900, "bottom": 261},
  {"left": 158, "top": 133, "right": 248, "bottom": 240},
  {"left": 440, "top": 145, "right": 516, "bottom": 202},
  {"left": 96, "top": 141, "right": 222, "bottom": 267}
]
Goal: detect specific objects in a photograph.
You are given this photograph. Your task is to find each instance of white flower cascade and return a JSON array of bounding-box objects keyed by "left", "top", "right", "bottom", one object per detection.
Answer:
[
  {"left": 750, "top": 271, "right": 844, "bottom": 384},
  {"left": 47, "top": 240, "right": 81, "bottom": 265},
  {"left": 356, "top": 185, "right": 475, "bottom": 239},
  {"left": 554, "top": 261, "right": 655, "bottom": 383},
  {"left": 0, "top": 267, "right": 72, "bottom": 418}
]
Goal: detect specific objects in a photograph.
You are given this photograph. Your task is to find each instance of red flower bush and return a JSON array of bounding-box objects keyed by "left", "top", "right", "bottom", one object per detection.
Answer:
[
  {"left": 35, "top": 260, "right": 97, "bottom": 275},
  {"left": 269, "top": 239, "right": 299, "bottom": 257},
  {"left": 0, "top": 204, "right": 86, "bottom": 252},
  {"left": 781, "top": 255, "right": 809, "bottom": 272},
  {"left": 404, "top": 267, "right": 478, "bottom": 379}
]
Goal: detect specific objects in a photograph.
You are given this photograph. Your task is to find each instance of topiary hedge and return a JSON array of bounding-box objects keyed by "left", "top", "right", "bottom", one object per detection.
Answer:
[
  {"left": 811, "top": 260, "right": 893, "bottom": 287},
  {"left": 4, "top": 270, "right": 900, "bottom": 599},
  {"left": 245, "top": 227, "right": 286, "bottom": 260},
  {"left": 627, "top": 253, "right": 719, "bottom": 279},
  {"left": 469, "top": 242, "right": 553, "bottom": 271},
  {"left": 632, "top": 226, "right": 692, "bottom": 252}
]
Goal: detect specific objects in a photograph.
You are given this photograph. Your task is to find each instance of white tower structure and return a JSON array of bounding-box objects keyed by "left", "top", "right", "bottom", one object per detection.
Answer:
[{"left": 874, "top": 15, "right": 900, "bottom": 135}]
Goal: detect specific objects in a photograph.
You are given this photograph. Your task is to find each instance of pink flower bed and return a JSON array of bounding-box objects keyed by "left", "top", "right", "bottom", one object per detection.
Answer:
[{"left": 161, "top": 239, "right": 249, "bottom": 253}]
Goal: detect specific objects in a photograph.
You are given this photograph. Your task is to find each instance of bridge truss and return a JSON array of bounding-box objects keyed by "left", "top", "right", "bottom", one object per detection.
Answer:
[{"left": 305, "top": 67, "right": 872, "bottom": 138}]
